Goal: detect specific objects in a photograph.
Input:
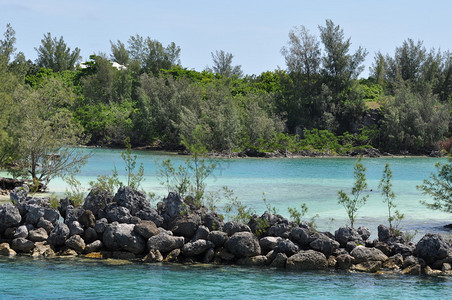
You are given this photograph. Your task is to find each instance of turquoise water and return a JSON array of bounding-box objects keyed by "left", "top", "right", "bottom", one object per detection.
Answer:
[
  {"left": 1, "top": 257, "right": 452, "bottom": 299},
  {"left": 45, "top": 148, "right": 452, "bottom": 238},
  {"left": 3, "top": 149, "right": 452, "bottom": 298}
]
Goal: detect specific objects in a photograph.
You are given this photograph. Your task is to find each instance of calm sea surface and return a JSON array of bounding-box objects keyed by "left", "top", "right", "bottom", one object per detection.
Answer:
[{"left": 2, "top": 148, "right": 452, "bottom": 298}]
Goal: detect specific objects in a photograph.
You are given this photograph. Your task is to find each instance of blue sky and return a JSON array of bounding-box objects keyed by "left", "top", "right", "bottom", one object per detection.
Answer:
[{"left": 1, "top": 0, "right": 451, "bottom": 77}]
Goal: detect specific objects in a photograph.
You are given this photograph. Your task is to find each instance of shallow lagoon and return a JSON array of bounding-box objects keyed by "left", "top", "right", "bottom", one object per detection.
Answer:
[
  {"left": 44, "top": 148, "right": 452, "bottom": 238},
  {"left": 3, "top": 149, "right": 452, "bottom": 298}
]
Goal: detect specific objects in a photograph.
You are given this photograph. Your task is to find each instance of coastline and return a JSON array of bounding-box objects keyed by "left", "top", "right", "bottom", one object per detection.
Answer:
[{"left": 1, "top": 185, "right": 452, "bottom": 277}]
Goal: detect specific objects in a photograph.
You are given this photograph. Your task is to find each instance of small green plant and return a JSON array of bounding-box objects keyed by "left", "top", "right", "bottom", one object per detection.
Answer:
[
  {"left": 89, "top": 166, "right": 122, "bottom": 194},
  {"left": 121, "top": 137, "right": 144, "bottom": 190},
  {"left": 262, "top": 192, "right": 278, "bottom": 215},
  {"left": 379, "top": 163, "right": 404, "bottom": 231},
  {"left": 288, "top": 203, "right": 318, "bottom": 230},
  {"left": 63, "top": 174, "right": 85, "bottom": 207},
  {"left": 337, "top": 158, "right": 369, "bottom": 228},
  {"left": 49, "top": 193, "right": 60, "bottom": 209},
  {"left": 403, "top": 229, "right": 418, "bottom": 242},
  {"left": 223, "top": 187, "right": 255, "bottom": 224},
  {"left": 288, "top": 203, "right": 309, "bottom": 225}
]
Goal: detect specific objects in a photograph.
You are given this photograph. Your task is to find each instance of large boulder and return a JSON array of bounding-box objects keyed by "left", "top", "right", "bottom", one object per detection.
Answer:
[
  {"left": 334, "top": 227, "right": 366, "bottom": 248},
  {"left": 289, "top": 227, "right": 312, "bottom": 247},
  {"left": 68, "top": 221, "right": 84, "bottom": 236},
  {"left": 415, "top": 233, "right": 451, "bottom": 265},
  {"left": 48, "top": 223, "right": 70, "bottom": 247},
  {"left": 114, "top": 186, "right": 150, "bottom": 216},
  {"left": 83, "top": 188, "right": 114, "bottom": 218},
  {"left": 260, "top": 236, "right": 284, "bottom": 253},
  {"left": 134, "top": 220, "right": 159, "bottom": 239},
  {"left": 65, "top": 235, "right": 86, "bottom": 253},
  {"left": 335, "top": 254, "right": 355, "bottom": 270},
  {"left": 274, "top": 239, "right": 299, "bottom": 256},
  {"left": 147, "top": 232, "right": 185, "bottom": 253},
  {"left": 169, "top": 213, "right": 201, "bottom": 238},
  {"left": 78, "top": 210, "right": 96, "bottom": 229},
  {"left": 286, "top": 250, "right": 328, "bottom": 270},
  {"left": 267, "top": 223, "right": 292, "bottom": 238},
  {"left": 207, "top": 231, "right": 228, "bottom": 247},
  {"left": 13, "top": 225, "right": 29, "bottom": 239},
  {"left": 25, "top": 206, "right": 59, "bottom": 226},
  {"left": 136, "top": 208, "right": 163, "bottom": 227},
  {"left": 28, "top": 228, "right": 48, "bottom": 242},
  {"left": 0, "top": 204, "right": 22, "bottom": 231},
  {"left": 161, "top": 192, "right": 185, "bottom": 218},
  {"left": 350, "top": 246, "right": 388, "bottom": 264},
  {"left": 105, "top": 204, "right": 138, "bottom": 224},
  {"left": 11, "top": 238, "right": 35, "bottom": 252},
  {"left": 203, "top": 212, "right": 224, "bottom": 231},
  {"left": 223, "top": 221, "right": 251, "bottom": 236},
  {"left": 309, "top": 233, "right": 340, "bottom": 256},
  {"left": 225, "top": 231, "right": 261, "bottom": 258},
  {"left": 10, "top": 185, "right": 29, "bottom": 206},
  {"left": 103, "top": 223, "right": 146, "bottom": 254},
  {"left": 191, "top": 225, "right": 210, "bottom": 242},
  {"left": 182, "top": 239, "right": 214, "bottom": 257}
]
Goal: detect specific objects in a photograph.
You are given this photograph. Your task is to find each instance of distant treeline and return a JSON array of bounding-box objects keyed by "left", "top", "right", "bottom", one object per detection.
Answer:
[{"left": 1, "top": 20, "right": 451, "bottom": 161}]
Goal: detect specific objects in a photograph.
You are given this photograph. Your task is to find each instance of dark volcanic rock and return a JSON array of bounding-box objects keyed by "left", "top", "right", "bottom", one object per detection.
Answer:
[
  {"left": 114, "top": 186, "right": 150, "bottom": 216},
  {"left": 105, "top": 204, "right": 139, "bottom": 224},
  {"left": 65, "top": 235, "right": 86, "bottom": 253},
  {"left": 350, "top": 246, "right": 388, "bottom": 264},
  {"left": 48, "top": 223, "right": 70, "bottom": 247},
  {"left": 0, "top": 203, "right": 22, "bottom": 231},
  {"left": 134, "top": 220, "right": 159, "bottom": 239},
  {"left": 415, "top": 233, "right": 450, "bottom": 265},
  {"left": 83, "top": 188, "right": 114, "bottom": 218},
  {"left": 309, "top": 233, "right": 340, "bottom": 256},
  {"left": 78, "top": 210, "right": 96, "bottom": 228},
  {"left": 223, "top": 221, "right": 251, "bottom": 236},
  {"left": 182, "top": 239, "right": 214, "bottom": 257},
  {"left": 103, "top": 222, "right": 146, "bottom": 254},
  {"left": 169, "top": 213, "right": 201, "bottom": 238},
  {"left": 289, "top": 227, "right": 312, "bottom": 247},
  {"left": 225, "top": 232, "right": 261, "bottom": 258},
  {"left": 28, "top": 227, "right": 48, "bottom": 242},
  {"left": 274, "top": 239, "right": 299, "bottom": 256},
  {"left": 207, "top": 231, "right": 228, "bottom": 247},
  {"left": 147, "top": 233, "right": 185, "bottom": 253},
  {"left": 11, "top": 238, "right": 34, "bottom": 252},
  {"left": 286, "top": 250, "right": 328, "bottom": 270},
  {"left": 334, "top": 227, "right": 365, "bottom": 248}
]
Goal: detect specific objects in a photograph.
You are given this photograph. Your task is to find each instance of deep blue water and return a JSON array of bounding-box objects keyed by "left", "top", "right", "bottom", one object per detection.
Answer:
[{"left": 1, "top": 257, "right": 452, "bottom": 299}]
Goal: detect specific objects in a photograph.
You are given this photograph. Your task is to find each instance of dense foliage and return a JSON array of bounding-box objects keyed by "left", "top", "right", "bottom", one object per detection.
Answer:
[{"left": 1, "top": 19, "right": 452, "bottom": 188}]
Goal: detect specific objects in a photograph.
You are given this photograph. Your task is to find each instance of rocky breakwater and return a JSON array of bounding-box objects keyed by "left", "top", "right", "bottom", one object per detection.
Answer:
[{"left": 1, "top": 185, "right": 452, "bottom": 276}]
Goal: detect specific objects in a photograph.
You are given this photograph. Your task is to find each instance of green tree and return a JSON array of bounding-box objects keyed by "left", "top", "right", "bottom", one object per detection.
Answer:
[
  {"left": 319, "top": 19, "right": 367, "bottom": 98},
  {"left": 110, "top": 40, "right": 130, "bottom": 66},
  {"left": 337, "top": 158, "right": 369, "bottom": 228},
  {"left": 35, "top": 32, "right": 81, "bottom": 72},
  {"left": 0, "top": 62, "right": 20, "bottom": 167},
  {"left": 379, "top": 85, "right": 449, "bottom": 153},
  {"left": 0, "top": 23, "right": 16, "bottom": 65},
  {"left": 281, "top": 25, "right": 320, "bottom": 90},
  {"left": 207, "top": 50, "right": 243, "bottom": 78},
  {"left": 128, "top": 34, "right": 180, "bottom": 74},
  {"left": 379, "top": 163, "right": 404, "bottom": 230},
  {"left": 10, "top": 77, "right": 88, "bottom": 190},
  {"left": 418, "top": 159, "right": 452, "bottom": 213}
]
